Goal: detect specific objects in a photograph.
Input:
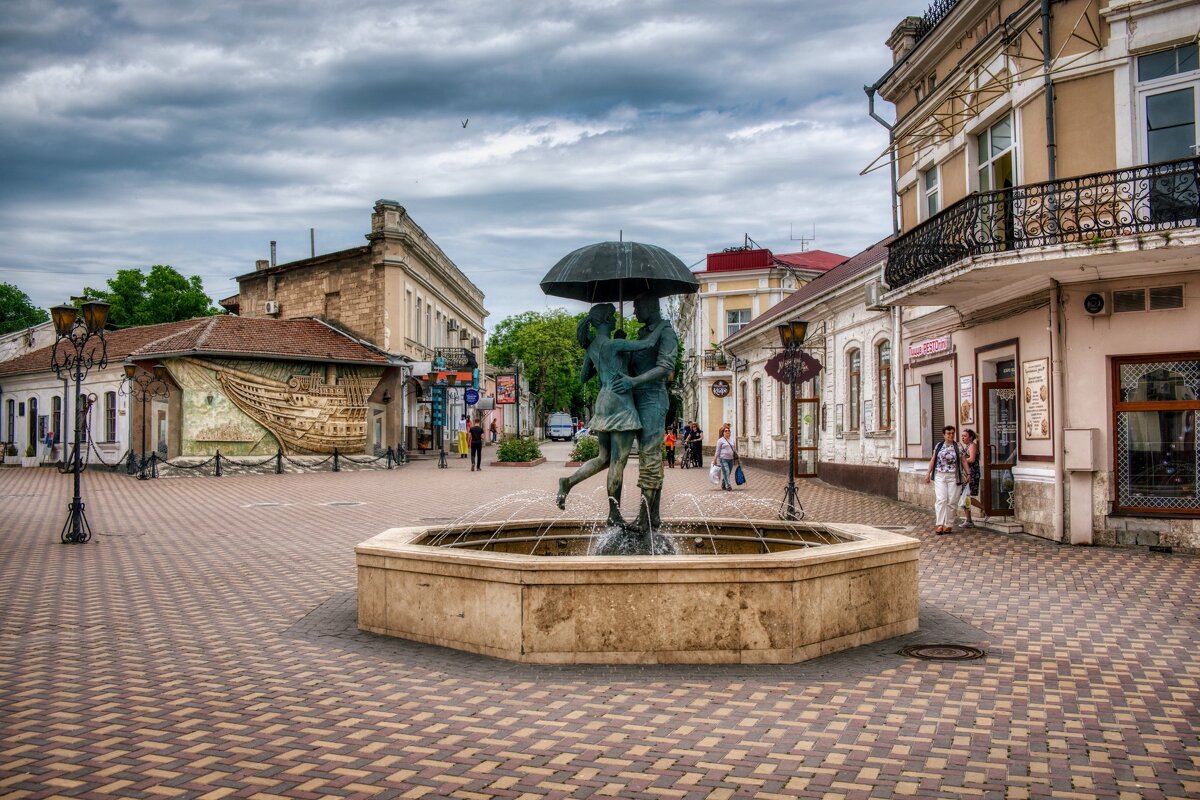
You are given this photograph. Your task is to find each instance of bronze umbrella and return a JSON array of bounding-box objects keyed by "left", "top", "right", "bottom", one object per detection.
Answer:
[{"left": 540, "top": 241, "right": 700, "bottom": 304}]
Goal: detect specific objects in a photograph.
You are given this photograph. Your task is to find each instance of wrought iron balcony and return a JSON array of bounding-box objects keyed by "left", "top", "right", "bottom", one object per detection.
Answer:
[
  {"left": 886, "top": 156, "right": 1200, "bottom": 290},
  {"left": 703, "top": 349, "right": 730, "bottom": 371}
]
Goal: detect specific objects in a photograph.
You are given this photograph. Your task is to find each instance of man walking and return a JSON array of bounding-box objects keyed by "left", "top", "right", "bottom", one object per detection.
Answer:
[
  {"left": 611, "top": 294, "right": 678, "bottom": 533},
  {"left": 469, "top": 416, "right": 485, "bottom": 472}
]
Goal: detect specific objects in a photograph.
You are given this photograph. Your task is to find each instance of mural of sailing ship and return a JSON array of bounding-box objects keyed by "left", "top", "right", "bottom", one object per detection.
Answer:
[{"left": 188, "top": 358, "right": 378, "bottom": 454}]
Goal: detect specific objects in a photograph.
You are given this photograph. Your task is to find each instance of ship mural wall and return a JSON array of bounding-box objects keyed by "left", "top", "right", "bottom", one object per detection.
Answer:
[{"left": 167, "top": 357, "right": 386, "bottom": 456}]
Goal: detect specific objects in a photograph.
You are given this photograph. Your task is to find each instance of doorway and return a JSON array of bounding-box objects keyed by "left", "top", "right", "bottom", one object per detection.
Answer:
[
  {"left": 981, "top": 381, "right": 1018, "bottom": 516},
  {"left": 793, "top": 386, "right": 819, "bottom": 477}
]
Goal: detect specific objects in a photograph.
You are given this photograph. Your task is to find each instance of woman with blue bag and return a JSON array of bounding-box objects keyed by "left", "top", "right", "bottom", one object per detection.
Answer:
[{"left": 713, "top": 423, "right": 741, "bottom": 491}]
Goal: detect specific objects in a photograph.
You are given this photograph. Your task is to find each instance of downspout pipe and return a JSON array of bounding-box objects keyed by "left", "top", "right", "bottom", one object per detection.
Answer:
[
  {"left": 1050, "top": 280, "right": 1066, "bottom": 543},
  {"left": 865, "top": 85, "right": 900, "bottom": 235},
  {"left": 1042, "top": 0, "right": 1057, "bottom": 180}
]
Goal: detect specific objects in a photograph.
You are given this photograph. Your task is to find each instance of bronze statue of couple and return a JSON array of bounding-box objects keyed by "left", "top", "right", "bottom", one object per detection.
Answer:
[{"left": 556, "top": 295, "right": 678, "bottom": 537}]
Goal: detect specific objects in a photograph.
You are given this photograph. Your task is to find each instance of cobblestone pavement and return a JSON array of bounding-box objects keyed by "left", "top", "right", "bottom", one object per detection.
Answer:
[{"left": 2, "top": 442, "right": 1197, "bottom": 799}]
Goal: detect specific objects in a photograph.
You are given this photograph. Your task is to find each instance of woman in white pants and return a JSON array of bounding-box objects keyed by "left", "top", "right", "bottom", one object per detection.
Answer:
[{"left": 926, "top": 425, "right": 968, "bottom": 535}]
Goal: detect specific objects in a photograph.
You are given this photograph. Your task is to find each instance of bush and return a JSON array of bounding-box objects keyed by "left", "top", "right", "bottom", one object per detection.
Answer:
[
  {"left": 25, "top": 443, "right": 35, "bottom": 458},
  {"left": 5, "top": 443, "right": 16, "bottom": 457},
  {"left": 569, "top": 434, "right": 599, "bottom": 462},
  {"left": 497, "top": 436, "right": 543, "bottom": 463}
]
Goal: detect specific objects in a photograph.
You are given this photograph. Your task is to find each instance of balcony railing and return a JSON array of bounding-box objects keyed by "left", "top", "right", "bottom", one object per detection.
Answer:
[
  {"left": 703, "top": 349, "right": 730, "bottom": 371},
  {"left": 914, "top": 0, "right": 965, "bottom": 44},
  {"left": 886, "top": 156, "right": 1200, "bottom": 290}
]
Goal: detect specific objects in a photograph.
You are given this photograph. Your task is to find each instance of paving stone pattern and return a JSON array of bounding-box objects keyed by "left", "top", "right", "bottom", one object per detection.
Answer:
[{"left": 2, "top": 441, "right": 1198, "bottom": 799}]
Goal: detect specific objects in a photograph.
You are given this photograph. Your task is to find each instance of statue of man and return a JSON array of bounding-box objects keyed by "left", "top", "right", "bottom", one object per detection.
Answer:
[{"left": 611, "top": 294, "right": 678, "bottom": 533}]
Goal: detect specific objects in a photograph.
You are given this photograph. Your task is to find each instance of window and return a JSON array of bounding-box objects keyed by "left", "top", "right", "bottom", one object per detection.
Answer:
[
  {"left": 5, "top": 399, "right": 13, "bottom": 443},
  {"left": 52, "top": 396, "right": 61, "bottom": 443},
  {"left": 977, "top": 113, "right": 1015, "bottom": 192},
  {"left": 877, "top": 341, "right": 892, "bottom": 431},
  {"left": 426, "top": 306, "right": 432, "bottom": 348},
  {"left": 848, "top": 349, "right": 862, "bottom": 431},
  {"left": 1137, "top": 44, "right": 1198, "bottom": 223},
  {"left": 922, "top": 166, "right": 940, "bottom": 218},
  {"left": 27, "top": 397, "right": 37, "bottom": 446},
  {"left": 739, "top": 381, "right": 747, "bottom": 438},
  {"left": 1138, "top": 43, "right": 1198, "bottom": 83},
  {"left": 436, "top": 311, "right": 442, "bottom": 347},
  {"left": 777, "top": 381, "right": 786, "bottom": 435},
  {"left": 753, "top": 378, "right": 762, "bottom": 437},
  {"left": 1113, "top": 355, "right": 1199, "bottom": 514},
  {"left": 416, "top": 298, "right": 422, "bottom": 343},
  {"left": 726, "top": 309, "right": 750, "bottom": 337},
  {"left": 104, "top": 392, "right": 117, "bottom": 442}
]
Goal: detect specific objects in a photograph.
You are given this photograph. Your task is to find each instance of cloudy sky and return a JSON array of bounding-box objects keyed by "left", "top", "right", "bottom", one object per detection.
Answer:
[{"left": 0, "top": 0, "right": 908, "bottom": 330}]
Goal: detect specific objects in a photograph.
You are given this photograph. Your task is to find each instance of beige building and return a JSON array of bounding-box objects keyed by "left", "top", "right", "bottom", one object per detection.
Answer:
[
  {"left": 679, "top": 247, "right": 844, "bottom": 440},
  {"left": 873, "top": 0, "right": 1200, "bottom": 550},
  {"left": 228, "top": 200, "right": 488, "bottom": 453}
]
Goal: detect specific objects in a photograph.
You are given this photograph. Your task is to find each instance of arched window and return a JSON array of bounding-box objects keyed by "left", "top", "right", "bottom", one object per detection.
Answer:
[
  {"left": 848, "top": 349, "right": 861, "bottom": 431},
  {"left": 104, "top": 391, "right": 117, "bottom": 442},
  {"left": 877, "top": 341, "right": 892, "bottom": 431},
  {"left": 738, "top": 381, "right": 748, "bottom": 438},
  {"left": 753, "top": 378, "right": 762, "bottom": 437},
  {"left": 52, "top": 396, "right": 62, "bottom": 443},
  {"left": 27, "top": 397, "right": 38, "bottom": 445}
]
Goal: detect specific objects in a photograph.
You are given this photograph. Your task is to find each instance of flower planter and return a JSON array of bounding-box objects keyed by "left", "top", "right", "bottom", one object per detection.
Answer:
[
  {"left": 20, "top": 457, "right": 39, "bottom": 468},
  {"left": 488, "top": 457, "right": 547, "bottom": 467}
]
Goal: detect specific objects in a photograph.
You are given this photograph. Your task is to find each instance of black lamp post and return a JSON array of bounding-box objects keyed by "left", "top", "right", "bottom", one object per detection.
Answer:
[
  {"left": 121, "top": 362, "right": 169, "bottom": 479},
  {"left": 50, "top": 299, "right": 110, "bottom": 543},
  {"left": 776, "top": 319, "right": 809, "bottom": 521}
]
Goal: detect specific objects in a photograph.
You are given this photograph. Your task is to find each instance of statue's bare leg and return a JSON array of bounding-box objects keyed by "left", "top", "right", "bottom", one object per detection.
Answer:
[{"left": 557, "top": 432, "right": 611, "bottom": 510}]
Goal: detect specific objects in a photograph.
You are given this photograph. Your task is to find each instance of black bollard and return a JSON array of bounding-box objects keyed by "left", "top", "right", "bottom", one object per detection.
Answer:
[
  {"left": 215, "top": 450, "right": 222, "bottom": 477},
  {"left": 333, "top": 448, "right": 340, "bottom": 472},
  {"left": 276, "top": 448, "right": 283, "bottom": 474}
]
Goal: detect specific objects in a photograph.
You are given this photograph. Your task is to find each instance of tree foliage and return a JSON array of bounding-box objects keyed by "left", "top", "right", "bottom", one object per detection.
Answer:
[
  {"left": 82, "top": 265, "right": 218, "bottom": 328},
  {"left": 0, "top": 282, "right": 48, "bottom": 334}
]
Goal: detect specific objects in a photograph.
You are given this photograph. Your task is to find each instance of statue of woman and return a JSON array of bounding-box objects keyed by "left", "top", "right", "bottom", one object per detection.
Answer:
[{"left": 557, "top": 303, "right": 660, "bottom": 527}]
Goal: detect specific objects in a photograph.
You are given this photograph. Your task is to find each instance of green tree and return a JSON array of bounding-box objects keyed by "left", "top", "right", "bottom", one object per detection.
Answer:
[
  {"left": 0, "top": 282, "right": 48, "bottom": 334},
  {"left": 82, "top": 265, "right": 218, "bottom": 328}
]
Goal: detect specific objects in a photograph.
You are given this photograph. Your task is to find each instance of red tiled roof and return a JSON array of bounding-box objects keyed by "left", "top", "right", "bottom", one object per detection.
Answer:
[
  {"left": 128, "top": 316, "right": 389, "bottom": 365},
  {"left": 0, "top": 317, "right": 388, "bottom": 379},
  {"left": 724, "top": 235, "right": 894, "bottom": 346},
  {"left": 0, "top": 319, "right": 200, "bottom": 378}
]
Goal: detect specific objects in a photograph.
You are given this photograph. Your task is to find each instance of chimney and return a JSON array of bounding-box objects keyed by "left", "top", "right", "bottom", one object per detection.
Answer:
[
  {"left": 255, "top": 259, "right": 270, "bottom": 271},
  {"left": 887, "top": 16, "right": 924, "bottom": 63},
  {"left": 270, "top": 240, "right": 277, "bottom": 267}
]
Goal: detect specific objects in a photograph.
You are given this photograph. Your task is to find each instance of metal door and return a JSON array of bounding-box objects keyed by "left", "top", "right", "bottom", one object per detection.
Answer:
[{"left": 981, "top": 382, "right": 1018, "bottom": 516}]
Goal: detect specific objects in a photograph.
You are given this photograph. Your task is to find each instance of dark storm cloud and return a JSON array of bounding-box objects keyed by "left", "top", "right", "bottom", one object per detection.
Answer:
[{"left": 0, "top": 0, "right": 911, "bottom": 322}]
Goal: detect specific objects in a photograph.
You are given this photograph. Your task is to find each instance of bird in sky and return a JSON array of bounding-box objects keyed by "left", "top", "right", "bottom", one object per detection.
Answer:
[{"left": 462, "top": 119, "right": 469, "bottom": 128}]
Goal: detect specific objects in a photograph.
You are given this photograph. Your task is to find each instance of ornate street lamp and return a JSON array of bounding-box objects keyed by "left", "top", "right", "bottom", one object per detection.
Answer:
[
  {"left": 50, "top": 299, "right": 110, "bottom": 543},
  {"left": 776, "top": 319, "right": 809, "bottom": 521},
  {"left": 121, "top": 361, "right": 169, "bottom": 479}
]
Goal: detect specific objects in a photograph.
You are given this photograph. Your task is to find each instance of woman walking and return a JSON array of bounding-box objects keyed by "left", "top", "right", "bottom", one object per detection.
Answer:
[
  {"left": 959, "top": 429, "right": 982, "bottom": 528},
  {"left": 926, "top": 425, "right": 969, "bottom": 535},
  {"left": 713, "top": 423, "right": 739, "bottom": 491}
]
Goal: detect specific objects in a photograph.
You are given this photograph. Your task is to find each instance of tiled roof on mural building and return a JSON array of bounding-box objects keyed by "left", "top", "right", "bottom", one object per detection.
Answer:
[{"left": 0, "top": 316, "right": 388, "bottom": 378}]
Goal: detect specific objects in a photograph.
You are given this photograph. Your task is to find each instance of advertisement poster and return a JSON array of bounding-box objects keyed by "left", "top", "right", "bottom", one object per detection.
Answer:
[
  {"left": 1022, "top": 358, "right": 1050, "bottom": 439},
  {"left": 496, "top": 374, "right": 516, "bottom": 405},
  {"left": 959, "top": 374, "right": 975, "bottom": 426}
]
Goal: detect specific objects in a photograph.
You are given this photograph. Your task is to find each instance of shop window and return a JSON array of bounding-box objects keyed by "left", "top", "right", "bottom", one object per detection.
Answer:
[
  {"left": 1113, "top": 355, "right": 1200, "bottom": 514},
  {"left": 877, "top": 341, "right": 892, "bottom": 431},
  {"left": 848, "top": 349, "right": 861, "bottom": 431}
]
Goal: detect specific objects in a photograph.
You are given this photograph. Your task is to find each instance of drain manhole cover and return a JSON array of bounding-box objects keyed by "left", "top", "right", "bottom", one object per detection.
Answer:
[
  {"left": 419, "top": 516, "right": 454, "bottom": 522},
  {"left": 322, "top": 501, "right": 364, "bottom": 507},
  {"left": 899, "top": 644, "right": 986, "bottom": 661},
  {"left": 244, "top": 502, "right": 290, "bottom": 508}
]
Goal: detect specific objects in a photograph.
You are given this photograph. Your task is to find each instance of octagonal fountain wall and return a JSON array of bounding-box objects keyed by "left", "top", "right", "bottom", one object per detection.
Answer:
[{"left": 357, "top": 519, "right": 919, "bottom": 665}]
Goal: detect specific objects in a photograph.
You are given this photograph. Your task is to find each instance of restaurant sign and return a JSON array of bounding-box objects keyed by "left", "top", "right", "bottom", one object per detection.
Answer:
[{"left": 907, "top": 334, "right": 951, "bottom": 360}]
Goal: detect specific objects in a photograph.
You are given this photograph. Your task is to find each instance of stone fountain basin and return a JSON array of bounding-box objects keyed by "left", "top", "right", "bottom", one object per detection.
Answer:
[{"left": 356, "top": 520, "right": 919, "bottom": 665}]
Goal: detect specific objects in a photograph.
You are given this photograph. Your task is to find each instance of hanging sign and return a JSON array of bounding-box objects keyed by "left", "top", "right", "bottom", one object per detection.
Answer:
[{"left": 711, "top": 379, "right": 731, "bottom": 398}]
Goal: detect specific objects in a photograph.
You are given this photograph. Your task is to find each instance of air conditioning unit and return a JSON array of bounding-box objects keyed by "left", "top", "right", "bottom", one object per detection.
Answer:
[
  {"left": 470, "top": 336, "right": 480, "bottom": 348},
  {"left": 447, "top": 319, "right": 459, "bottom": 332},
  {"left": 864, "top": 281, "right": 887, "bottom": 310},
  {"left": 459, "top": 328, "right": 470, "bottom": 341},
  {"left": 263, "top": 300, "right": 280, "bottom": 315},
  {"left": 1082, "top": 291, "right": 1110, "bottom": 317}
]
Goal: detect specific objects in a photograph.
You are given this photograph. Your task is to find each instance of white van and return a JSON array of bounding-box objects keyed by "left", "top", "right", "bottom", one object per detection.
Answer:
[{"left": 547, "top": 412, "right": 574, "bottom": 441}]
